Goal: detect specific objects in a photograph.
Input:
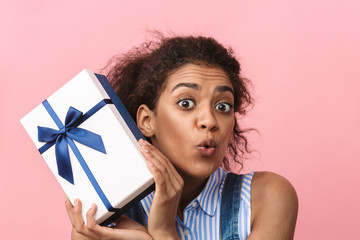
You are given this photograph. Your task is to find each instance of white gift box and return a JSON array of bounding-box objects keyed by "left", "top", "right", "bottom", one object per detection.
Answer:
[{"left": 20, "top": 69, "right": 154, "bottom": 225}]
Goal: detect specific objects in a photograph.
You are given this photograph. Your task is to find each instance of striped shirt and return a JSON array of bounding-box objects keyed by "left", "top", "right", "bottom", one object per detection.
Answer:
[{"left": 141, "top": 168, "right": 254, "bottom": 239}]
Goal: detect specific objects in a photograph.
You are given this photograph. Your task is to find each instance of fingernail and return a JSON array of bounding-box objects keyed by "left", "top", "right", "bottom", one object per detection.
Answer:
[
  {"left": 141, "top": 145, "right": 149, "bottom": 152},
  {"left": 147, "top": 160, "right": 153, "bottom": 167},
  {"left": 74, "top": 199, "right": 78, "bottom": 207},
  {"left": 144, "top": 140, "right": 151, "bottom": 145},
  {"left": 91, "top": 203, "right": 96, "bottom": 209}
]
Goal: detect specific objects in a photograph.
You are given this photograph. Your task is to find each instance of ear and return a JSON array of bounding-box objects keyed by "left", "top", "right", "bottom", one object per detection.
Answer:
[{"left": 137, "top": 104, "right": 155, "bottom": 137}]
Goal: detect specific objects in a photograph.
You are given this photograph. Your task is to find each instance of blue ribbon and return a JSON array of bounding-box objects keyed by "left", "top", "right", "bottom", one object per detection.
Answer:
[{"left": 38, "top": 99, "right": 118, "bottom": 211}]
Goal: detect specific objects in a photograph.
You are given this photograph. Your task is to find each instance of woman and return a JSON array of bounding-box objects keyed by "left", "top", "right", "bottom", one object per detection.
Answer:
[{"left": 66, "top": 35, "right": 298, "bottom": 239}]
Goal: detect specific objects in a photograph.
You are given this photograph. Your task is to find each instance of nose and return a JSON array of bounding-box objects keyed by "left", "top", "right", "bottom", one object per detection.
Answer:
[{"left": 197, "top": 105, "right": 218, "bottom": 131}]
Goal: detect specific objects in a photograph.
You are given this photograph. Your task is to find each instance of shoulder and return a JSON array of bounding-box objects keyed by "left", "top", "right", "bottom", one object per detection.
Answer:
[
  {"left": 251, "top": 171, "right": 298, "bottom": 202},
  {"left": 248, "top": 172, "right": 298, "bottom": 239}
]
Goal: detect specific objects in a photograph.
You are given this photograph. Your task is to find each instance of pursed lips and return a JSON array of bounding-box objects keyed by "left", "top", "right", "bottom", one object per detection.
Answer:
[{"left": 196, "top": 139, "right": 217, "bottom": 157}]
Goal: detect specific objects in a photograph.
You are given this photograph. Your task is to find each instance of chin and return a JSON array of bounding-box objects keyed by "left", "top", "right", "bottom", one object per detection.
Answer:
[{"left": 184, "top": 164, "right": 220, "bottom": 180}]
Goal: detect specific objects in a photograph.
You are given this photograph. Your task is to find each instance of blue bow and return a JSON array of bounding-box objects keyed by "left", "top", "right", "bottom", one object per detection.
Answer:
[{"left": 38, "top": 106, "right": 106, "bottom": 184}]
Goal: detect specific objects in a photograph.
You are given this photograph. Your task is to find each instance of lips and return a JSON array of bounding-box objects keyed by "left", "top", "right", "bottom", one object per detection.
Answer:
[{"left": 196, "top": 139, "right": 217, "bottom": 157}]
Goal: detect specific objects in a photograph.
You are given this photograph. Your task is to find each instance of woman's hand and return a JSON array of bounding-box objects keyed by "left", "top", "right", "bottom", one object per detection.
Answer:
[
  {"left": 65, "top": 139, "right": 183, "bottom": 240},
  {"left": 139, "top": 139, "right": 183, "bottom": 240},
  {"left": 65, "top": 197, "right": 152, "bottom": 240}
]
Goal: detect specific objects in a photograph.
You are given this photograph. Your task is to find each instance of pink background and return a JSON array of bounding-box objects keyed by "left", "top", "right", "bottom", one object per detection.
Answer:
[{"left": 1, "top": 0, "right": 359, "bottom": 239}]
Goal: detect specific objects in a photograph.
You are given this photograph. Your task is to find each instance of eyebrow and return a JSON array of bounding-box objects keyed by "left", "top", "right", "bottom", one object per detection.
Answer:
[
  {"left": 171, "top": 82, "right": 234, "bottom": 95},
  {"left": 171, "top": 83, "right": 199, "bottom": 93},
  {"left": 216, "top": 85, "right": 234, "bottom": 95}
]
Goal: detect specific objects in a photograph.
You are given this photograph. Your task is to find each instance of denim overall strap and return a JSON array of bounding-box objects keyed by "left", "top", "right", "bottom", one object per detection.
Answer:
[
  {"left": 220, "top": 172, "right": 244, "bottom": 240},
  {"left": 124, "top": 202, "right": 147, "bottom": 226}
]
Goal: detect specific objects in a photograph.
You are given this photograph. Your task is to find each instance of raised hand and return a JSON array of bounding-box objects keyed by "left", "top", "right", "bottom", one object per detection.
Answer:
[
  {"left": 65, "top": 138, "right": 183, "bottom": 240},
  {"left": 139, "top": 139, "right": 183, "bottom": 240},
  {"left": 65, "top": 197, "right": 152, "bottom": 240}
]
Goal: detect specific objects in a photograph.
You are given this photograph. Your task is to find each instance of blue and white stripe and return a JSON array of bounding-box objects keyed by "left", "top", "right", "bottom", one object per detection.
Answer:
[{"left": 141, "top": 168, "right": 254, "bottom": 239}]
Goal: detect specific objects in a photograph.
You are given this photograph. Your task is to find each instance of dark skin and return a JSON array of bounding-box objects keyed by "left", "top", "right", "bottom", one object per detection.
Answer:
[
  {"left": 175, "top": 174, "right": 208, "bottom": 221},
  {"left": 66, "top": 64, "right": 298, "bottom": 240}
]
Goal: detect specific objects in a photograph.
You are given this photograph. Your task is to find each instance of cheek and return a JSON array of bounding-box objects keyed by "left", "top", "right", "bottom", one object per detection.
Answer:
[
  {"left": 222, "top": 118, "right": 235, "bottom": 145},
  {"left": 154, "top": 110, "right": 193, "bottom": 146}
]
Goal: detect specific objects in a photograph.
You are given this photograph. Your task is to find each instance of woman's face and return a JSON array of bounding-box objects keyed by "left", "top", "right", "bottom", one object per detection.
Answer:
[{"left": 148, "top": 63, "right": 235, "bottom": 181}]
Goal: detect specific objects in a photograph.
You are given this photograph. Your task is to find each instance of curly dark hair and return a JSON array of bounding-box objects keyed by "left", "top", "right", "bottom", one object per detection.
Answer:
[{"left": 105, "top": 34, "right": 253, "bottom": 171}]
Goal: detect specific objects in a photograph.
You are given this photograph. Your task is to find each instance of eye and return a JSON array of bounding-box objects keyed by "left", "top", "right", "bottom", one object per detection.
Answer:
[
  {"left": 215, "top": 102, "right": 232, "bottom": 112},
  {"left": 178, "top": 99, "right": 195, "bottom": 109}
]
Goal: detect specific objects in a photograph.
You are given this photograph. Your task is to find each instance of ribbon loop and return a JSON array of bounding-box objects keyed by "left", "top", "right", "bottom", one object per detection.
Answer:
[
  {"left": 38, "top": 103, "right": 107, "bottom": 184},
  {"left": 65, "top": 106, "right": 83, "bottom": 128},
  {"left": 38, "top": 126, "right": 60, "bottom": 142}
]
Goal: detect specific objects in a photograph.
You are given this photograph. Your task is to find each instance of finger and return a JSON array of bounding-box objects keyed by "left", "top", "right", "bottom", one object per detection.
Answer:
[
  {"left": 85, "top": 204, "right": 97, "bottom": 229},
  {"left": 139, "top": 139, "right": 182, "bottom": 183},
  {"left": 144, "top": 153, "right": 172, "bottom": 194},
  {"left": 139, "top": 140, "right": 183, "bottom": 190},
  {"left": 85, "top": 204, "right": 108, "bottom": 238},
  {"left": 139, "top": 140, "right": 184, "bottom": 208},
  {"left": 73, "top": 199, "right": 86, "bottom": 233},
  {"left": 68, "top": 198, "right": 152, "bottom": 240},
  {"left": 142, "top": 150, "right": 183, "bottom": 205},
  {"left": 65, "top": 195, "right": 76, "bottom": 226},
  {"left": 146, "top": 145, "right": 183, "bottom": 186},
  {"left": 139, "top": 139, "right": 172, "bottom": 169},
  {"left": 85, "top": 213, "right": 149, "bottom": 240},
  {"left": 139, "top": 139, "right": 175, "bottom": 178},
  {"left": 139, "top": 141, "right": 182, "bottom": 195},
  {"left": 139, "top": 140, "right": 169, "bottom": 181},
  {"left": 85, "top": 204, "right": 103, "bottom": 233},
  {"left": 142, "top": 148, "right": 173, "bottom": 185}
]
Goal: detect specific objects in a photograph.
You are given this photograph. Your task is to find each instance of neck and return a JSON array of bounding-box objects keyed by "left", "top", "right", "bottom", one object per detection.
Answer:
[{"left": 177, "top": 173, "right": 209, "bottom": 218}]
